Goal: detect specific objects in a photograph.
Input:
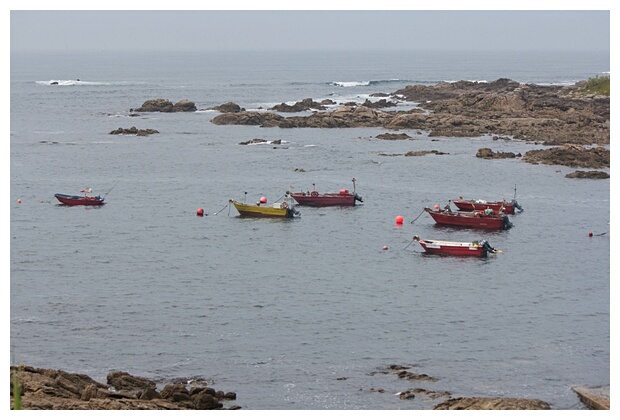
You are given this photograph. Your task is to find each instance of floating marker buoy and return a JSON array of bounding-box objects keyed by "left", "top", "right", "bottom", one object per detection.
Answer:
[
  {"left": 383, "top": 246, "right": 388, "bottom": 250},
  {"left": 588, "top": 232, "right": 593, "bottom": 237},
  {"left": 197, "top": 208, "right": 204, "bottom": 216},
  {"left": 395, "top": 215, "right": 404, "bottom": 224},
  {"left": 434, "top": 204, "right": 439, "bottom": 210},
  {"left": 17, "top": 199, "right": 21, "bottom": 203},
  {"left": 260, "top": 196, "right": 267, "bottom": 203}
]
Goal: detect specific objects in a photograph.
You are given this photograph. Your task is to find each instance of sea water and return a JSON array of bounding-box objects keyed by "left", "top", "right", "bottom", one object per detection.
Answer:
[{"left": 9, "top": 49, "right": 610, "bottom": 409}]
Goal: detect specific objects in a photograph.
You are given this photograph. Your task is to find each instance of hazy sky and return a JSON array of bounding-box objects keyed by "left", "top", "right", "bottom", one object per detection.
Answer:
[{"left": 9, "top": 8, "right": 611, "bottom": 54}]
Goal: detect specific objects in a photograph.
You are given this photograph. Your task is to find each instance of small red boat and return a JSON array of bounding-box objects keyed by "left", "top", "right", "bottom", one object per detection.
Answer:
[
  {"left": 413, "top": 235, "right": 497, "bottom": 257},
  {"left": 290, "top": 178, "right": 363, "bottom": 207},
  {"left": 452, "top": 198, "right": 522, "bottom": 214},
  {"left": 425, "top": 207, "right": 512, "bottom": 230},
  {"left": 54, "top": 193, "right": 105, "bottom": 206}
]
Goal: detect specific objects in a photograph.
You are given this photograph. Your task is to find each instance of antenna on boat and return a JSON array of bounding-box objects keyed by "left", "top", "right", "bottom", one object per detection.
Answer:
[
  {"left": 513, "top": 184, "right": 517, "bottom": 201},
  {"left": 352, "top": 178, "right": 356, "bottom": 193},
  {"left": 243, "top": 191, "right": 247, "bottom": 203}
]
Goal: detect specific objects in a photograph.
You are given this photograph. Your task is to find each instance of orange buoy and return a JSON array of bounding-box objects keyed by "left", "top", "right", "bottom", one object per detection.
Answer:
[
  {"left": 17, "top": 199, "right": 21, "bottom": 203},
  {"left": 382, "top": 245, "right": 388, "bottom": 250},
  {"left": 197, "top": 208, "right": 204, "bottom": 216},
  {"left": 434, "top": 204, "right": 439, "bottom": 210},
  {"left": 395, "top": 215, "right": 404, "bottom": 224}
]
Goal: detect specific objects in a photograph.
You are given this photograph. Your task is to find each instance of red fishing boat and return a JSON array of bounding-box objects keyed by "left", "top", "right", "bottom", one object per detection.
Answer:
[
  {"left": 425, "top": 207, "right": 512, "bottom": 230},
  {"left": 413, "top": 235, "right": 497, "bottom": 257},
  {"left": 54, "top": 193, "right": 105, "bottom": 206},
  {"left": 290, "top": 178, "right": 363, "bottom": 207},
  {"left": 452, "top": 198, "right": 522, "bottom": 214}
]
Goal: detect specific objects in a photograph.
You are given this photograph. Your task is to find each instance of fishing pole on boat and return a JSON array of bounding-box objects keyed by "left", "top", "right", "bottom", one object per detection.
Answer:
[{"left": 410, "top": 208, "right": 426, "bottom": 224}]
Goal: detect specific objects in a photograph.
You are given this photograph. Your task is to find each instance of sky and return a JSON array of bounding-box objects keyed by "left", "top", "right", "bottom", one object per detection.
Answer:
[{"left": 7, "top": 3, "right": 612, "bottom": 54}]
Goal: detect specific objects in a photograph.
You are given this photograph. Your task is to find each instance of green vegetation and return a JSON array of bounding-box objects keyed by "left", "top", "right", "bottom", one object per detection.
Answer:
[
  {"left": 580, "top": 75, "right": 610, "bottom": 96},
  {"left": 12, "top": 369, "right": 22, "bottom": 410}
]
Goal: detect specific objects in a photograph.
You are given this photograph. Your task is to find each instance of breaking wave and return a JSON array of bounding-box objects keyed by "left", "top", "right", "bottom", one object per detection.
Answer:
[
  {"left": 36, "top": 80, "right": 142, "bottom": 86},
  {"left": 328, "top": 79, "right": 413, "bottom": 87}
]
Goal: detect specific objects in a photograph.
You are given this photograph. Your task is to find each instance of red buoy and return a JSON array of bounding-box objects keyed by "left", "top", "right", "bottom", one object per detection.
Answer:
[
  {"left": 434, "top": 204, "right": 439, "bottom": 210},
  {"left": 260, "top": 196, "right": 267, "bottom": 203},
  {"left": 588, "top": 232, "right": 593, "bottom": 237},
  {"left": 382, "top": 245, "right": 388, "bottom": 250},
  {"left": 197, "top": 208, "right": 204, "bottom": 216},
  {"left": 17, "top": 199, "right": 21, "bottom": 204},
  {"left": 395, "top": 215, "right": 404, "bottom": 224}
]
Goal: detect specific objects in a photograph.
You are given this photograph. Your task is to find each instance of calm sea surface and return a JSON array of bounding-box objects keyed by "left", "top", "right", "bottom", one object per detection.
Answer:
[{"left": 9, "top": 50, "right": 610, "bottom": 409}]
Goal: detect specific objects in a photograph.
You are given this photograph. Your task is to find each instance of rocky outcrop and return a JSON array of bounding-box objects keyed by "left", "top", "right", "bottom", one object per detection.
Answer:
[
  {"left": 269, "top": 98, "right": 327, "bottom": 112},
  {"left": 209, "top": 102, "right": 244, "bottom": 113},
  {"left": 10, "top": 365, "right": 239, "bottom": 410},
  {"left": 433, "top": 397, "right": 551, "bottom": 410},
  {"left": 109, "top": 126, "right": 159, "bottom": 136},
  {"left": 133, "top": 99, "right": 196, "bottom": 113},
  {"left": 565, "top": 170, "right": 609, "bottom": 179},
  {"left": 362, "top": 98, "right": 398, "bottom": 108},
  {"left": 522, "top": 144, "right": 610, "bottom": 168},
  {"left": 210, "top": 79, "right": 609, "bottom": 152},
  {"left": 375, "top": 133, "right": 412, "bottom": 140},
  {"left": 476, "top": 148, "right": 520, "bottom": 159}
]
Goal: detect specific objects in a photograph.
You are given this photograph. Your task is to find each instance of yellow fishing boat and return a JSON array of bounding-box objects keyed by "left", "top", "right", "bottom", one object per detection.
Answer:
[{"left": 229, "top": 193, "right": 299, "bottom": 218}]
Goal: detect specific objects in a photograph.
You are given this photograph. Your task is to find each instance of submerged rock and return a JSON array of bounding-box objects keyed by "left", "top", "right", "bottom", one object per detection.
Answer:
[
  {"left": 109, "top": 126, "right": 159, "bottom": 136},
  {"left": 476, "top": 148, "right": 520, "bottom": 159}
]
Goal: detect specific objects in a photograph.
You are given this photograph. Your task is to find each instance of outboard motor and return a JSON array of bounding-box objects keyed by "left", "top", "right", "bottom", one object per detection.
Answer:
[
  {"left": 513, "top": 200, "right": 523, "bottom": 212},
  {"left": 480, "top": 240, "right": 496, "bottom": 254},
  {"left": 501, "top": 214, "right": 512, "bottom": 230},
  {"left": 354, "top": 193, "right": 363, "bottom": 203}
]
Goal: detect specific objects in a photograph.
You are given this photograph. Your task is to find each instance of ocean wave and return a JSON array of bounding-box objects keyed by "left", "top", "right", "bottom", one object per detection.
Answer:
[
  {"left": 329, "top": 79, "right": 411, "bottom": 87},
  {"left": 36, "top": 80, "right": 141, "bottom": 86}
]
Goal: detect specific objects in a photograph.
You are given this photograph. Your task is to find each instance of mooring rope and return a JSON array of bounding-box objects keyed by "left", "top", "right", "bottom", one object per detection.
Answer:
[
  {"left": 410, "top": 209, "right": 426, "bottom": 224},
  {"left": 213, "top": 202, "right": 230, "bottom": 216}
]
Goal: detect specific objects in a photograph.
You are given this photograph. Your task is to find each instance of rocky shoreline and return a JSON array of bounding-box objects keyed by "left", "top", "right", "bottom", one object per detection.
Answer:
[
  {"left": 10, "top": 364, "right": 607, "bottom": 410},
  {"left": 127, "top": 79, "right": 609, "bottom": 174},
  {"left": 208, "top": 78, "right": 609, "bottom": 147}
]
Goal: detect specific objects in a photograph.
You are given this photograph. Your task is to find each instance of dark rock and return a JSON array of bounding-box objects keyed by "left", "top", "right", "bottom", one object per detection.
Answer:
[
  {"left": 109, "top": 126, "right": 159, "bottom": 136},
  {"left": 210, "top": 79, "right": 609, "bottom": 151},
  {"left": 362, "top": 98, "right": 398, "bottom": 108},
  {"left": 375, "top": 133, "right": 412, "bottom": 140},
  {"left": 404, "top": 150, "right": 448, "bottom": 156},
  {"left": 565, "top": 170, "right": 609, "bottom": 179},
  {"left": 523, "top": 144, "right": 609, "bottom": 168},
  {"left": 209, "top": 102, "right": 244, "bottom": 113},
  {"left": 269, "top": 98, "right": 326, "bottom": 112},
  {"left": 476, "top": 148, "right": 519, "bottom": 159},
  {"left": 172, "top": 100, "right": 197, "bottom": 112},
  {"left": 433, "top": 397, "right": 551, "bottom": 410},
  {"left": 134, "top": 99, "right": 196, "bottom": 112},
  {"left": 107, "top": 370, "right": 156, "bottom": 392},
  {"left": 11, "top": 365, "right": 239, "bottom": 410}
]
